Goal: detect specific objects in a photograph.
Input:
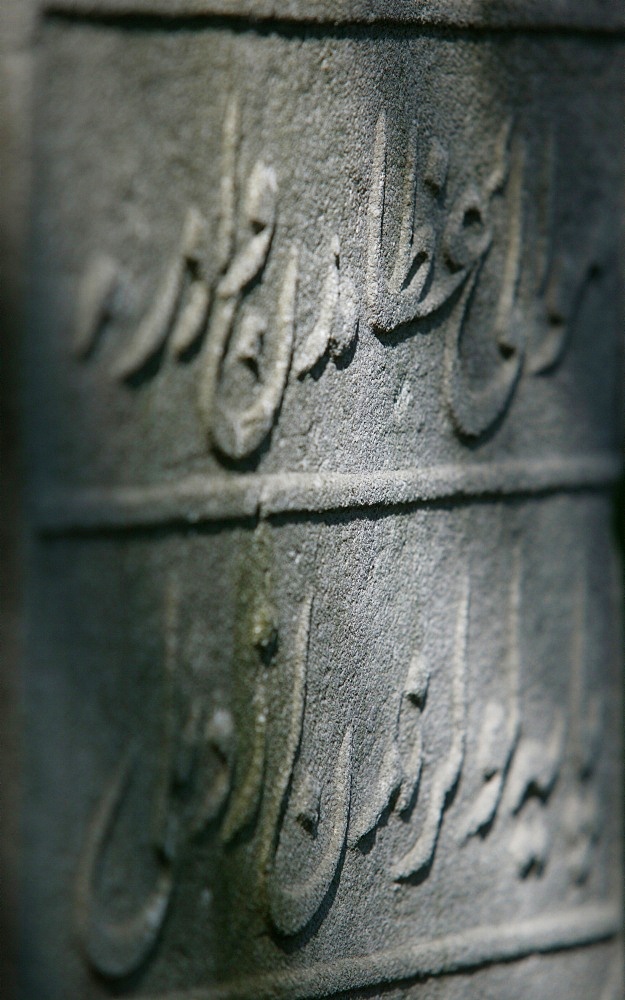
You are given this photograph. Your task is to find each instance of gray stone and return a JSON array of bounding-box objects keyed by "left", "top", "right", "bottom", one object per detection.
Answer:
[
  {"left": 1, "top": 2, "right": 36, "bottom": 997},
  {"left": 21, "top": 3, "right": 624, "bottom": 998}
]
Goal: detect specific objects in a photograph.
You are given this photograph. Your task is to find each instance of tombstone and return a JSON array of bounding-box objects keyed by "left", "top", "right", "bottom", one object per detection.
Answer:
[{"left": 20, "top": 1, "right": 624, "bottom": 997}]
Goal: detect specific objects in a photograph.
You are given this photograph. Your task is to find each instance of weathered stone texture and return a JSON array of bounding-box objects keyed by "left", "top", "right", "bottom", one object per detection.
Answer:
[
  {"left": 1, "top": 3, "right": 36, "bottom": 998},
  {"left": 22, "top": 5, "right": 624, "bottom": 999}
]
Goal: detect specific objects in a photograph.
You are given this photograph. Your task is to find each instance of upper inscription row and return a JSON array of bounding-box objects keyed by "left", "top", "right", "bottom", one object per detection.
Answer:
[{"left": 73, "top": 93, "right": 612, "bottom": 466}]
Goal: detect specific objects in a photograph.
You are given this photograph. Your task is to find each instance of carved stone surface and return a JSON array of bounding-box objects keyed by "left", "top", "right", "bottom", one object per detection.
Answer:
[{"left": 23, "top": 5, "right": 624, "bottom": 998}]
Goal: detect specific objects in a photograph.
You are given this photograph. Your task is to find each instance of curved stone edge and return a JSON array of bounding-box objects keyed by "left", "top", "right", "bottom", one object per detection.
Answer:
[
  {"left": 142, "top": 902, "right": 622, "bottom": 1000},
  {"left": 42, "top": 0, "right": 625, "bottom": 32}
]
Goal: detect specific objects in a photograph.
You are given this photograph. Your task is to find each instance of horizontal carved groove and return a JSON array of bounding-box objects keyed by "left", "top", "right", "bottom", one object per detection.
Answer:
[
  {"left": 142, "top": 902, "right": 621, "bottom": 1000},
  {"left": 42, "top": 1, "right": 625, "bottom": 33},
  {"left": 35, "top": 452, "right": 620, "bottom": 535}
]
